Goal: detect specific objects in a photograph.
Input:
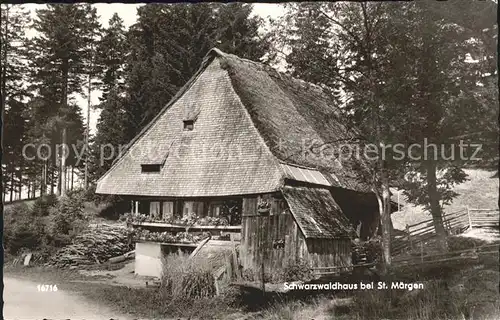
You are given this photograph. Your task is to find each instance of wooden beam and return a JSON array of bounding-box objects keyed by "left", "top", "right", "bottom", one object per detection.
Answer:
[
  {"left": 189, "top": 236, "right": 211, "bottom": 258},
  {"left": 230, "top": 233, "right": 242, "bottom": 280}
]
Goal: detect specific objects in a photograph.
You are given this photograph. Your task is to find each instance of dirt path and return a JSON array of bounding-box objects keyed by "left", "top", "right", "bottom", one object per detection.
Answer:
[{"left": 3, "top": 276, "right": 133, "bottom": 320}]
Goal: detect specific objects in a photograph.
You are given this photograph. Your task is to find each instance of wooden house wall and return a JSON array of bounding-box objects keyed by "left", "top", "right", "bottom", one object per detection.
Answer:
[{"left": 240, "top": 194, "right": 352, "bottom": 274}]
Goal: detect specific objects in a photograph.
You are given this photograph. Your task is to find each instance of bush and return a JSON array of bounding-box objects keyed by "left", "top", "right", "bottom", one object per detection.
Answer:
[
  {"left": 31, "top": 194, "right": 59, "bottom": 216},
  {"left": 4, "top": 192, "right": 90, "bottom": 260},
  {"left": 278, "top": 259, "right": 314, "bottom": 282},
  {"left": 98, "top": 199, "right": 129, "bottom": 220},
  {"left": 83, "top": 184, "right": 98, "bottom": 202},
  {"left": 58, "top": 192, "right": 86, "bottom": 218},
  {"left": 448, "top": 236, "right": 488, "bottom": 251},
  {"left": 45, "top": 193, "right": 89, "bottom": 246},
  {"left": 83, "top": 184, "right": 112, "bottom": 205},
  {"left": 4, "top": 203, "right": 46, "bottom": 255}
]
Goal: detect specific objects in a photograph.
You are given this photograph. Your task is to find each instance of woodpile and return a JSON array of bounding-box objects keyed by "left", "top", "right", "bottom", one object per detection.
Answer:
[{"left": 47, "top": 224, "right": 134, "bottom": 268}]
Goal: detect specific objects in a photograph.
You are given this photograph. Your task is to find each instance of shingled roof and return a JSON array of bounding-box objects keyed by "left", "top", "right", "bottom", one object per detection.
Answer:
[
  {"left": 96, "top": 48, "right": 370, "bottom": 197},
  {"left": 282, "top": 186, "right": 355, "bottom": 239}
]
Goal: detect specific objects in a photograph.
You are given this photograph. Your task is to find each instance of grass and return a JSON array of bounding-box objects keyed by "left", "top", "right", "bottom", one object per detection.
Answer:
[
  {"left": 6, "top": 239, "right": 499, "bottom": 320},
  {"left": 160, "top": 252, "right": 219, "bottom": 299},
  {"left": 256, "top": 237, "right": 499, "bottom": 320},
  {"left": 8, "top": 258, "right": 499, "bottom": 320},
  {"left": 256, "top": 297, "right": 332, "bottom": 320},
  {"left": 4, "top": 198, "right": 37, "bottom": 209},
  {"left": 392, "top": 168, "right": 498, "bottom": 230},
  {"left": 259, "top": 262, "right": 499, "bottom": 320}
]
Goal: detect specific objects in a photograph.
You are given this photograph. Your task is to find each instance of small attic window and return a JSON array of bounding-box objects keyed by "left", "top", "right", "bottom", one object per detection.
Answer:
[
  {"left": 141, "top": 164, "right": 161, "bottom": 173},
  {"left": 183, "top": 120, "right": 194, "bottom": 131}
]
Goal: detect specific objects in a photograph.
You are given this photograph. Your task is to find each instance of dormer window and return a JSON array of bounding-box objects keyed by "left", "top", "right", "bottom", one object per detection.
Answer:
[
  {"left": 141, "top": 164, "right": 161, "bottom": 173},
  {"left": 183, "top": 120, "right": 194, "bottom": 131}
]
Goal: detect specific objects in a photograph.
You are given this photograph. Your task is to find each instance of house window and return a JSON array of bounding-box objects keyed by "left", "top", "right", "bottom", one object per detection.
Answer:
[
  {"left": 150, "top": 201, "right": 161, "bottom": 219},
  {"left": 208, "top": 199, "right": 242, "bottom": 225},
  {"left": 182, "top": 201, "right": 205, "bottom": 217},
  {"left": 162, "top": 201, "right": 174, "bottom": 220},
  {"left": 141, "top": 164, "right": 161, "bottom": 172},
  {"left": 209, "top": 201, "right": 224, "bottom": 217},
  {"left": 183, "top": 120, "right": 194, "bottom": 131}
]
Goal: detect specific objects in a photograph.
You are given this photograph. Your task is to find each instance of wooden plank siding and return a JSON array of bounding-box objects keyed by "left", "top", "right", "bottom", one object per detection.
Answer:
[{"left": 240, "top": 193, "right": 352, "bottom": 275}]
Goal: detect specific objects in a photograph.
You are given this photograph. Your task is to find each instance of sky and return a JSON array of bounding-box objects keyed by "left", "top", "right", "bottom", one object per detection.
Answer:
[{"left": 24, "top": 3, "right": 285, "bottom": 135}]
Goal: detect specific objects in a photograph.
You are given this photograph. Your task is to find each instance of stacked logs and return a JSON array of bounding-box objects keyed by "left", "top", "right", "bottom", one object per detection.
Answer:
[{"left": 47, "top": 224, "right": 134, "bottom": 268}]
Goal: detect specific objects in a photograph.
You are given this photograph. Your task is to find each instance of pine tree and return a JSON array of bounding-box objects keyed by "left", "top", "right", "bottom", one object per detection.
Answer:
[
  {"left": 121, "top": 3, "right": 270, "bottom": 141},
  {"left": 214, "top": 3, "right": 270, "bottom": 61},
  {"left": 88, "top": 4, "right": 270, "bottom": 184},
  {"left": 3, "top": 99, "right": 29, "bottom": 201},
  {"left": 272, "top": 2, "right": 497, "bottom": 258},
  {"left": 1, "top": 4, "right": 31, "bottom": 112},
  {"left": 89, "top": 89, "right": 127, "bottom": 181},
  {"left": 95, "top": 13, "right": 127, "bottom": 103},
  {"left": 88, "top": 13, "right": 129, "bottom": 183},
  {"left": 29, "top": 4, "right": 101, "bottom": 196},
  {"left": 1, "top": 4, "right": 31, "bottom": 201}
]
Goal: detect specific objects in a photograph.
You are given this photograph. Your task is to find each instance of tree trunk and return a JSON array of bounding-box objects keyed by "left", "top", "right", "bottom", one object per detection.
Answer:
[
  {"left": 10, "top": 171, "right": 14, "bottom": 202},
  {"left": 84, "top": 64, "right": 92, "bottom": 190},
  {"left": 425, "top": 159, "right": 448, "bottom": 250},
  {"left": 18, "top": 156, "right": 23, "bottom": 199},
  {"left": 71, "top": 166, "right": 74, "bottom": 190},
  {"left": 1, "top": 6, "right": 8, "bottom": 127},
  {"left": 50, "top": 164, "right": 55, "bottom": 195},
  {"left": 60, "top": 58, "right": 69, "bottom": 197},
  {"left": 41, "top": 161, "right": 47, "bottom": 195},
  {"left": 57, "top": 158, "right": 62, "bottom": 196},
  {"left": 61, "top": 127, "right": 67, "bottom": 196},
  {"left": 374, "top": 169, "right": 392, "bottom": 275},
  {"left": 40, "top": 165, "right": 44, "bottom": 196}
]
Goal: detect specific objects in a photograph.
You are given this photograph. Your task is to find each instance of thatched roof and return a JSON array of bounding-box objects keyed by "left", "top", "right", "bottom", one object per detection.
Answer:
[
  {"left": 96, "top": 49, "right": 370, "bottom": 197},
  {"left": 219, "top": 49, "right": 369, "bottom": 192},
  {"left": 282, "top": 186, "right": 355, "bottom": 239}
]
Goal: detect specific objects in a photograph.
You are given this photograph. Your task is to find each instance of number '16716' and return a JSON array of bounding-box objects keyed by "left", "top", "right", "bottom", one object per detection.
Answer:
[{"left": 37, "top": 284, "right": 58, "bottom": 292}]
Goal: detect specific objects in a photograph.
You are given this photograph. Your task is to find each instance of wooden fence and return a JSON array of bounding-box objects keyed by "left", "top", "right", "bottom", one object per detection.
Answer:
[
  {"left": 392, "top": 243, "right": 499, "bottom": 266},
  {"left": 468, "top": 208, "right": 500, "bottom": 228},
  {"left": 392, "top": 207, "right": 499, "bottom": 255}
]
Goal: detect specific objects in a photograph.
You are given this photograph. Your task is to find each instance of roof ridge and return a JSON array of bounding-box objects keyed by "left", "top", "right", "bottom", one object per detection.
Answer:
[{"left": 211, "top": 48, "right": 328, "bottom": 93}]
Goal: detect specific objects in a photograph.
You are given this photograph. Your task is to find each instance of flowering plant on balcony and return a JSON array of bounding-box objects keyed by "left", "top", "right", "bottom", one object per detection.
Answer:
[
  {"left": 120, "top": 212, "right": 230, "bottom": 227},
  {"left": 133, "top": 229, "right": 211, "bottom": 244}
]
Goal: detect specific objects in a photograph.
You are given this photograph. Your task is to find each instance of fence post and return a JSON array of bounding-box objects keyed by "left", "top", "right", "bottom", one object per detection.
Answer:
[
  {"left": 260, "top": 261, "right": 265, "bottom": 295},
  {"left": 443, "top": 211, "right": 450, "bottom": 232},
  {"left": 420, "top": 242, "right": 423, "bottom": 263},
  {"left": 406, "top": 224, "right": 412, "bottom": 251},
  {"left": 467, "top": 206, "right": 472, "bottom": 230}
]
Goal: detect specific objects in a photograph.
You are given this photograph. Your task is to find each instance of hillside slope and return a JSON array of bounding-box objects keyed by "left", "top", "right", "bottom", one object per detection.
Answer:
[{"left": 392, "top": 169, "right": 498, "bottom": 230}]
